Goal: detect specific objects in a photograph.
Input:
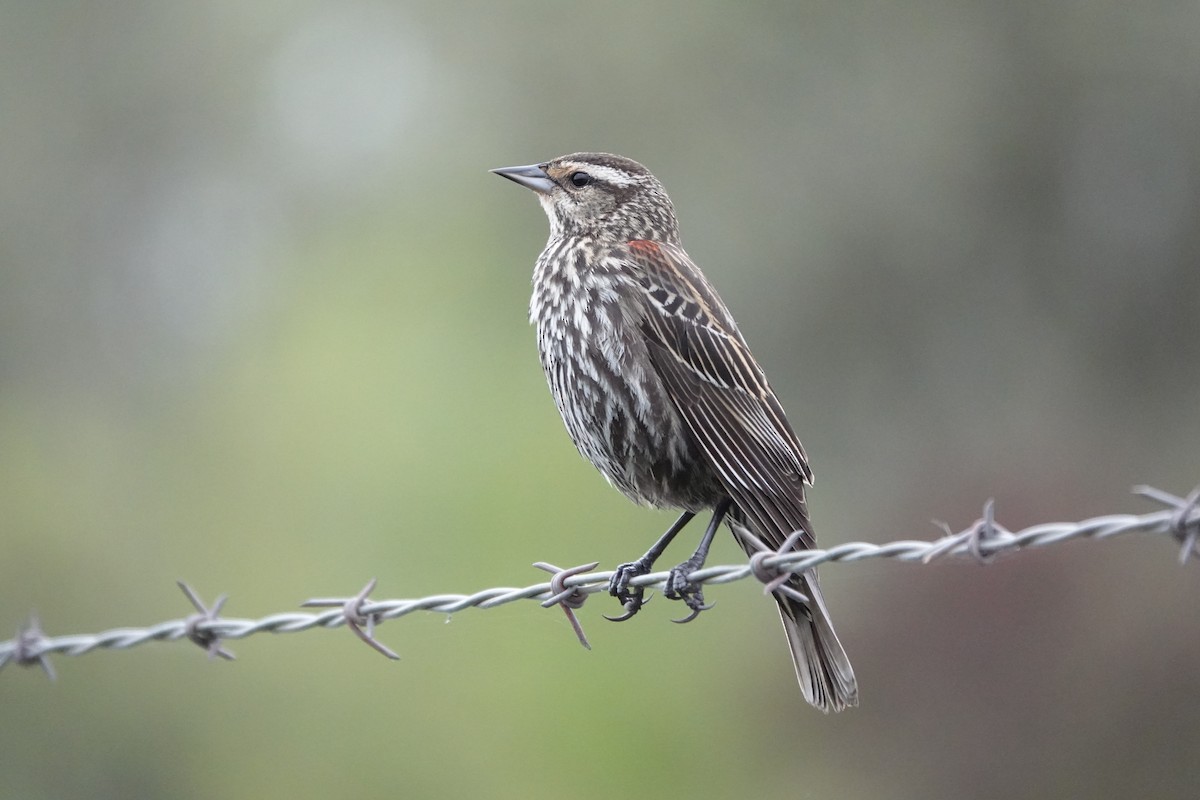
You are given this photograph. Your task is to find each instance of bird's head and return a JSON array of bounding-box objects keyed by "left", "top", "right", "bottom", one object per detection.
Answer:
[{"left": 492, "top": 152, "right": 679, "bottom": 243}]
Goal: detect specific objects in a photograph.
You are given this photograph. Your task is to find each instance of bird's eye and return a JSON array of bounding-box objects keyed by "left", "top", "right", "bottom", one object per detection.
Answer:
[{"left": 569, "top": 171, "right": 593, "bottom": 188}]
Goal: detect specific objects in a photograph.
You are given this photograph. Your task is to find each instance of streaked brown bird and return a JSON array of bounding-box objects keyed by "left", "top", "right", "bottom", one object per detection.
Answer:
[{"left": 492, "top": 153, "right": 857, "bottom": 711}]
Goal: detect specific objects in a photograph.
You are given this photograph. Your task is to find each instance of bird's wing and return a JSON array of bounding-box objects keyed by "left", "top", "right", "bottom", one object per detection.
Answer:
[{"left": 624, "top": 239, "right": 816, "bottom": 550}]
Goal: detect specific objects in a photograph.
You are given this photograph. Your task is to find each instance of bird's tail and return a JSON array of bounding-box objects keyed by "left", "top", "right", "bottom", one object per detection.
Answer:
[
  {"left": 727, "top": 511, "right": 857, "bottom": 711},
  {"left": 775, "top": 576, "right": 858, "bottom": 712}
]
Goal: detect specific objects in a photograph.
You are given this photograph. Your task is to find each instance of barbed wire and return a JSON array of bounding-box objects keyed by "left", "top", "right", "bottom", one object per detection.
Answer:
[{"left": 2, "top": 484, "right": 1196, "bottom": 676}]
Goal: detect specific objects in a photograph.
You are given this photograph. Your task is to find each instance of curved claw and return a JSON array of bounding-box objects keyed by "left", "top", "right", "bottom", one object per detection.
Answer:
[
  {"left": 603, "top": 594, "right": 651, "bottom": 622},
  {"left": 671, "top": 601, "right": 715, "bottom": 624},
  {"left": 604, "top": 605, "right": 639, "bottom": 623}
]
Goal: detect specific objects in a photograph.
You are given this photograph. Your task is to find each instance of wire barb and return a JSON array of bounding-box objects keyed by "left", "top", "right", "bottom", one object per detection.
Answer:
[
  {"left": 1, "top": 484, "right": 1194, "bottom": 677},
  {"left": 924, "top": 498, "right": 1009, "bottom": 564},
  {"left": 178, "top": 582, "right": 235, "bottom": 661},
  {"left": 302, "top": 578, "right": 400, "bottom": 660},
  {"left": 743, "top": 528, "right": 812, "bottom": 604},
  {"left": 533, "top": 561, "right": 598, "bottom": 650},
  {"left": 1133, "top": 484, "right": 1200, "bottom": 564},
  {"left": 3, "top": 613, "right": 57, "bottom": 680}
]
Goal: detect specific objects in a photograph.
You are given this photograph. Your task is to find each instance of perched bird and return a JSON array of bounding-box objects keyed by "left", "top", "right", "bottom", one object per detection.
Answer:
[{"left": 492, "top": 153, "right": 857, "bottom": 712}]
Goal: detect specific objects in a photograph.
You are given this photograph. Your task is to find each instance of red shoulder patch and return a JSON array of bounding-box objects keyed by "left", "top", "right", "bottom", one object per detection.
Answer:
[{"left": 627, "top": 240, "right": 660, "bottom": 255}]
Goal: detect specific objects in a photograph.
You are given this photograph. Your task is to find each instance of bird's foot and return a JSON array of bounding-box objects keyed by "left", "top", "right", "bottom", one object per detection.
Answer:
[
  {"left": 605, "top": 558, "right": 654, "bottom": 622},
  {"left": 663, "top": 556, "right": 714, "bottom": 624}
]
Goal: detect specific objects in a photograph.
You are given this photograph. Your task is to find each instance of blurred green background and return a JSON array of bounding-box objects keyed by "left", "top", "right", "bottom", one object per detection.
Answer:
[{"left": 2, "top": 2, "right": 1198, "bottom": 799}]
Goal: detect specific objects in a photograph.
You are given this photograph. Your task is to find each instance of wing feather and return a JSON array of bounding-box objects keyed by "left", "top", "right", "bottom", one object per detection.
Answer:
[{"left": 626, "top": 240, "right": 816, "bottom": 551}]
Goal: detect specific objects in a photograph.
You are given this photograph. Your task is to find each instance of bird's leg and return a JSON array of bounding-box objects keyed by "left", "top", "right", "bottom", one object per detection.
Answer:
[
  {"left": 606, "top": 510, "right": 696, "bottom": 621},
  {"left": 664, "top": 499, "right": 731, "bottom": 623}
]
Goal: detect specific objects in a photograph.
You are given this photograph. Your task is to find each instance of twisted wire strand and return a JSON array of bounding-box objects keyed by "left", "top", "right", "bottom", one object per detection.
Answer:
[{"left": 2, "top": 486, "right": 1196, "bottom": 673}]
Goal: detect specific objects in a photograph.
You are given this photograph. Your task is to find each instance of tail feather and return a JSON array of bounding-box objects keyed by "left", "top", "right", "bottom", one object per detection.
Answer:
[
  {"left": 727, "top": 511, "right": 857, "bottom": 711},
  {"left": 776, "top": 576, "right": 858, "bottom": 712}
]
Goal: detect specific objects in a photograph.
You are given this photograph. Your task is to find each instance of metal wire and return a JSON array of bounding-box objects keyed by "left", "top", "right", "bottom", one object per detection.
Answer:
[{"left": 2, "top": 485, "right": 1196, "bottom": 674}]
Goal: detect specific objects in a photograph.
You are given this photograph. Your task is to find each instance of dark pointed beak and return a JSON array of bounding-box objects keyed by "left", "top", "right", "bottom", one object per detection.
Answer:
[{"left": 490, "top": 163, "right": 556, "bottom": 195}]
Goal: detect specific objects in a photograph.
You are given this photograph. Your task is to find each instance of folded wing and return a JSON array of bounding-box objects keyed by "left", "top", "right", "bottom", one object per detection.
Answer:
[{"left": 625, "top": 239, "right": 815, "bottom": 551}]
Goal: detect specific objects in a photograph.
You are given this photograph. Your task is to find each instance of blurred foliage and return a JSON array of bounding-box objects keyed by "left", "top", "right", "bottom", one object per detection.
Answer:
[{"left": 1, "top": 2, "right": 1198, "bottom": 799}]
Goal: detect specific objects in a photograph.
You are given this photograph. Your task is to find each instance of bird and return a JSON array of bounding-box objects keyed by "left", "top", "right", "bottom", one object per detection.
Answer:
[{"left": 491, "top": 152, "right": 857, "bottom": 712}]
